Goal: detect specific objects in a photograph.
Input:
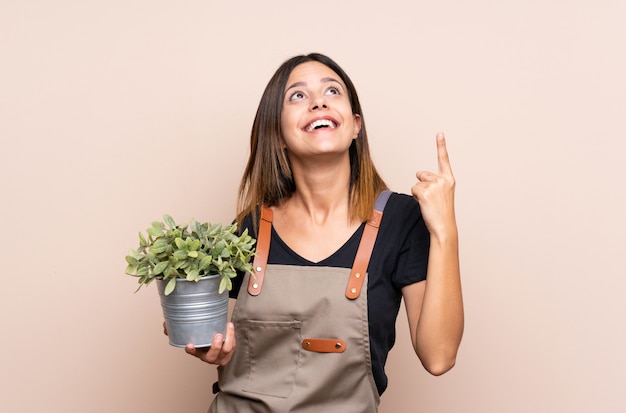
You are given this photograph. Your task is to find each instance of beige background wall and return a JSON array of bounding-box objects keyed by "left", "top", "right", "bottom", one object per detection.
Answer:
[{"left": 1, "top": 1, "right": 624, "bottom": 412}]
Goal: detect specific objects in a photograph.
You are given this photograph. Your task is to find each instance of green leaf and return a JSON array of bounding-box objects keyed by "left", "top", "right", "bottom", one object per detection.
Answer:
[
  {"left": 147, "top": 227, "right": 163, "bottom": 237},
  {"left": 187, "top": 250, "right": 199, "bottom": 258},
  {"left": 150, "top": 238, "right": 168, "bottom": 254},
  {"left": 189, "top": 239, "right": 201, "bottom": 251},
  {"left": 208, "top": 223, "right": 222, "bottom": 237},
  {"left": 218, "top": 276, "right": 232, "bottom": 294},
  {"left": 125, "top": 264, "right": 137, "bottom": 275},
  {"left": 164, "top": 214, "right": 176, "bottom": 228},
  {"left": 222, "top": 267, "right": 237, "bottom": 279},
  {"left": 199, "top": 255, "right": 212, "bottom": 270},
  {"left": 190, "top": 219, "right": 200, "bottom": 234},
  {"left": 213, "top": 239, "right": 226, "bottom": 255},
  {"left": 138, "top": 232, "right": 148, "bottom": 247},
  {"left": 153, "top": 261, "right": 168, "bottom": 275},
  {"left": 186, "top": 269, "right": 200, "bottom": 281},
  {"left": 136, "top": 266, "right": 149, "bottom": 276},
  {"left": 174, "top": 237, "right": 186, "bottom": 249},
  {"left": 173, "top": 250, "right": 188, "bottom": 260},
  {"left": 151, "top": 221, "right": 165, "bottom": 230},
  {"left": 164, "top": 277, "right": 177, "bottom": 295},
  {"left": 125, "top": 255, "right": 138, "bottom": 266}
]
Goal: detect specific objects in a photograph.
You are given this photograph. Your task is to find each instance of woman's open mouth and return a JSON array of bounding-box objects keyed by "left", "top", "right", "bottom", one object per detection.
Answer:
[{"left": 304, "top": 119, "right": 338, "bottom": 132}]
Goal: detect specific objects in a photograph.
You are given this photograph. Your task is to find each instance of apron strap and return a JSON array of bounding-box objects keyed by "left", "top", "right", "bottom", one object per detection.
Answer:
[
  {"left": 345, "top": 190, "right": 392, "bottom": 300},
  {"left": 248, "top": 190, "right": 393, "bottom": 298},
  {"left": 247, "top": 206, "right": 273, "bottom": 296}
]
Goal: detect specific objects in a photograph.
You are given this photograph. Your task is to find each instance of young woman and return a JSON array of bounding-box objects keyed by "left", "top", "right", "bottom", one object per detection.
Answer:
[{"left": 184, "top": 53, "right": 463, "bottom": 412}]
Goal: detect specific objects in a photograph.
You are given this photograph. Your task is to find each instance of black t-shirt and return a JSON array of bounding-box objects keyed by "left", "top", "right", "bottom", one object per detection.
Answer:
[{"left": 230, "top": 192, "right": 430, "bottom": 395}]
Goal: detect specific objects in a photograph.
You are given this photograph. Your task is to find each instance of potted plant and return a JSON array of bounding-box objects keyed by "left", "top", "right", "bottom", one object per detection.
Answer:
[{"left": 125, "top": 214, "right": 255, "bottom": 347}]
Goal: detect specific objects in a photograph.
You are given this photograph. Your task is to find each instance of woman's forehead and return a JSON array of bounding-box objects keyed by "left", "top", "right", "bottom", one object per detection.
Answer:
[{"left": 285, "top": 61, "right": 344, "bottom": 89}]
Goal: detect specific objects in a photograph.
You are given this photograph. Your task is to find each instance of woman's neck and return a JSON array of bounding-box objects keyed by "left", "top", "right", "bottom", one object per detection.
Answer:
[{"left": 282, "top": 155, "right": 352, "bottom": 225}]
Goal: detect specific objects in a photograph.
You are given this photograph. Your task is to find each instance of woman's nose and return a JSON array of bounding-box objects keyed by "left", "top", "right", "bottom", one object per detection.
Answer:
[{"left": 310, "top": 94, "right": 328, "bottom": 110}]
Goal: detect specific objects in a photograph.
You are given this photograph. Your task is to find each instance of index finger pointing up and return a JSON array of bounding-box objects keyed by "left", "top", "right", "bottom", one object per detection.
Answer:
[{"left": 436, "top": 132, "right": 453, "bottom": 176}]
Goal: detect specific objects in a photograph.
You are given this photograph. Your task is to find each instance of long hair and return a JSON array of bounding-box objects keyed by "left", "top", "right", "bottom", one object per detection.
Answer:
[{"left": 236, "top": 53, "right": 387, "bottom": 228}]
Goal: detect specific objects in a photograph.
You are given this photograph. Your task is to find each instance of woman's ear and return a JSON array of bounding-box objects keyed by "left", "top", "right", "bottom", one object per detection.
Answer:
[{"left": 352, "top": 114, "right": 362, "bottom": 139}]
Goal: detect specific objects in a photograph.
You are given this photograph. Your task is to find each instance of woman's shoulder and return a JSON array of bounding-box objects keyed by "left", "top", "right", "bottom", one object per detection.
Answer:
[
  {"left": 378, "top": 191, "right": 424, "bottom": 236},
  {"left": 384, "top": 191, "right": 421, "bottom": 217}
]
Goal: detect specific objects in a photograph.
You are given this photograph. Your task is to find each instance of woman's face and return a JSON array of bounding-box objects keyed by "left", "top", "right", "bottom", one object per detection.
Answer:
[{"left": 280, "top": 61, "right": 361, "bottom": 161}]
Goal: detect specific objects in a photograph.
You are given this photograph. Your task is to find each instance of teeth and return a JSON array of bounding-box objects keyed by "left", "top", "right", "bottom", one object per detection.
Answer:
[{"left": 305, "top": 119, "right": 337, "bottom": 132}]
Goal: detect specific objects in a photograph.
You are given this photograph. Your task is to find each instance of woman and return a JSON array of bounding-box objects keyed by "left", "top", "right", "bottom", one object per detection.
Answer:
[{"left": 185, "top": 53, "right": 463, "bottom": 412}]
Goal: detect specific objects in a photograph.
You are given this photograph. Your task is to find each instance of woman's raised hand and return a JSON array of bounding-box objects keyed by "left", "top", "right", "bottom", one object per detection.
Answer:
[{"left": 411, "top": 133, "right": 457, "bottom": 240}]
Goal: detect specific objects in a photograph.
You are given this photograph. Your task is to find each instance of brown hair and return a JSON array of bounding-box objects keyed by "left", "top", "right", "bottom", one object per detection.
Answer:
[{"left": 236, "top": 53, "right": 387, "bottom": 228}]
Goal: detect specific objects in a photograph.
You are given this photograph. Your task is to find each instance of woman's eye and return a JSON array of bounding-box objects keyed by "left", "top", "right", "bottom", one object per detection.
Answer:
[
  {"left": 289, "top": 91, "right": 305, "bottom": 101},
  {"left": 325, "top": 86, "right": 340, "bottom": 95}
]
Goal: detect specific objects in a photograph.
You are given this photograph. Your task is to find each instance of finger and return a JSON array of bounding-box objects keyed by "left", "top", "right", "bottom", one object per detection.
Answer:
[
  {"left": 436, "top": 132, "right": 453, "bottom": 176},
  {"left": 416, "top": 170, "right": 436, "bottom": 182},
  {"left": 221, "top": 322, "right": 236, "bottom": 353},
  {"left": 186, "top": 342, "right": 214, "bottom": 363},
  {"left": 185, "top": 343, "right": 200, "bottom": 356},
  {"left": 163, "top": 321, "right": 168, "bottom": 336},
  {"left": 206, "top": 333, "right": 225, "bottom": 362},
  {"left": 411, "top": 182, "right": 424, "bottom": 201},
  {"left": 214, "top": 323, "right": 236, "bottom": 365},
  {"left": 212, "top": 332, "right": 225, "bottom": 350},
  {"left": 187, "top": 333, "right": 224, "bottom": 361}
]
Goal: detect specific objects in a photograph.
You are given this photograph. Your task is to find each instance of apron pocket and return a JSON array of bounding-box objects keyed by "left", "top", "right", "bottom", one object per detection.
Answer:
[{"left": 242, "top": 319, "right": 302, "bottom": 398}]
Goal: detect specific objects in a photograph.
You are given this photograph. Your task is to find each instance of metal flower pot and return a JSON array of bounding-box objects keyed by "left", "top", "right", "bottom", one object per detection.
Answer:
[{"left": 157, "top": 274, "right": 229, "bottom": 348}]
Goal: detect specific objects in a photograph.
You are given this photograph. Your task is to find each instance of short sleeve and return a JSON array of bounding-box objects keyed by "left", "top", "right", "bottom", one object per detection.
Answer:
[
  {"left": 378, "top": 193, "right": 430, "bottom": 288},
  {"left": 392, "top": 211, "right": 429, "bottom": 288}
]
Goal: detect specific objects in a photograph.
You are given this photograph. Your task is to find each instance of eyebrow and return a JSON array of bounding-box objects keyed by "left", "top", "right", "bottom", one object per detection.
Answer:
[{"left": 284, "top": 77, "right": 342, "bottom": 94}]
